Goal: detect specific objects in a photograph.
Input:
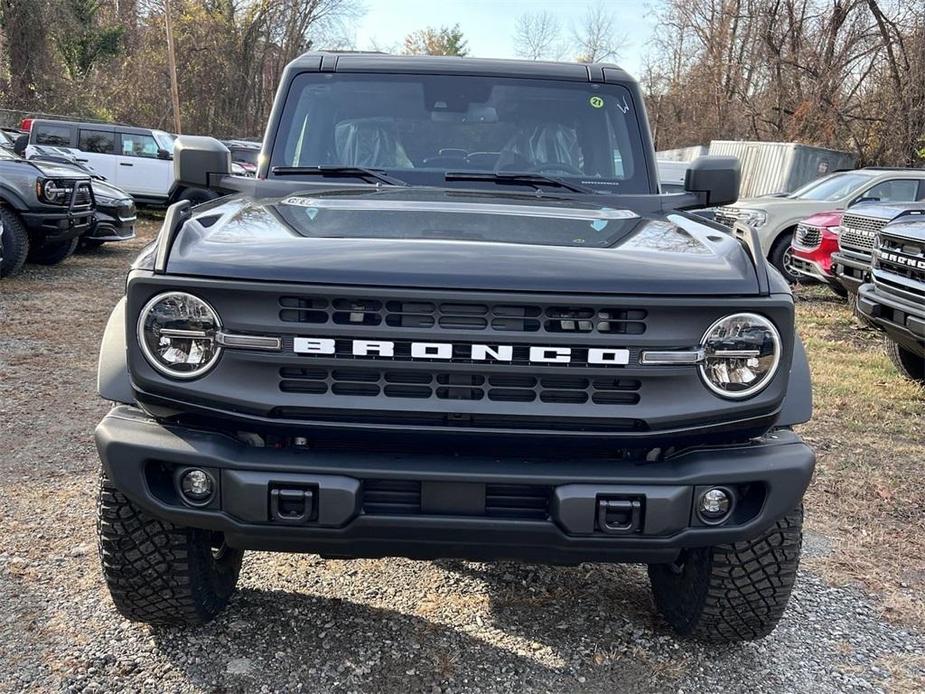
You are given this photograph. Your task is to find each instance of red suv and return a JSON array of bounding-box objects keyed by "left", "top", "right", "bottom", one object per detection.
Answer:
[{"left": 788, "top": 210, "right": 847, "bottom": 297}]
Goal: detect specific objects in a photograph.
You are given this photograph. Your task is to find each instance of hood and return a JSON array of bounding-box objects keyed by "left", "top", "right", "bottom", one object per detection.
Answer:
[
  {"left": 801, "top": 210, "right": 842, "bottom": 228},
  {"left": 844, "top": 201, "right": 925, "bottom": 221},
  {"left": 166, "top": 188, "right": 761, "bottom": 295},
  {"left": 28, "top": 159, "right": 92, "bottom": 180},
  {"left": 91, "top": 178, "right": 131, "bottom": 202}
]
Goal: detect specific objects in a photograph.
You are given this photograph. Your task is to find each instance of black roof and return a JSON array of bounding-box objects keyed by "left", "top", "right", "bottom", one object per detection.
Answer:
[
  {"left": 30, "top": 118, "right": 162, "bottom": 136},
  {"left": 289, "top": 51, "right": 636, "bottom": 84}
]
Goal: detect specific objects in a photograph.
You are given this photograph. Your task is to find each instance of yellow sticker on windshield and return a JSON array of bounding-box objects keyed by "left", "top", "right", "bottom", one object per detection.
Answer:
[{"left": 589, "top": 96, "right": 604, "bottom": 109}]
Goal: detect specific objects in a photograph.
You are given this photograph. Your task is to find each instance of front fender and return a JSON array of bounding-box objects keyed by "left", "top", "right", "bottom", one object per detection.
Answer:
[
  {"left": 776, "top": 335, "right": 812, "bottom": 426},
  {"left": 98, "top": 297, "right": 135, "bottom": 405}
]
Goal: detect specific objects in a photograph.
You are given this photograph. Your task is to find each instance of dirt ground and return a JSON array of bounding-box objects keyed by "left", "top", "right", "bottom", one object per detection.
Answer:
[{"left": 0, "top": 219, "right": 923, "bottom": 692}]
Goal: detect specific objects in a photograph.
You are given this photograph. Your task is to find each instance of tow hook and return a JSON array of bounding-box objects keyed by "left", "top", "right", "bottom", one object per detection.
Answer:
[
  {"left": 596, "top": 497, "right": 642, "bottom": 535},
  {"left": 270, "top": 487, "right": 315, "bottom": 524}
]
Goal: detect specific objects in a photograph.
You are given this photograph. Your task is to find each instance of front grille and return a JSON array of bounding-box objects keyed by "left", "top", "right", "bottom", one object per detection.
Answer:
[
  {"left": 280, "top": 296, "right": 647, "bottom": 335},
  {"left": 73, "top": 181, "right": 93, "bottom": 208},
  {"left": 361, "top": 480, "right": 550, "bottom": 519},
  {"left": 794, "top": 223, "right": 822, "bottom": 249},
  {"left": 839, "top": 214, "right": 887, "bottom": 255},
  {"left": 713, "top": 208, "right": 738, "bottom": 228},
  {"left": 280, "top": 367, "right": 641, "bottom": 406},
  {"left": 876, "top": 233, "right": 925, "bottom": 297}
]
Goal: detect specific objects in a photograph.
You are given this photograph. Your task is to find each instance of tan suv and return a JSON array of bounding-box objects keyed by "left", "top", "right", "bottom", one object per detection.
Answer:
[{"left": 713, "top": 168, "right": 925, "bottom": 280}]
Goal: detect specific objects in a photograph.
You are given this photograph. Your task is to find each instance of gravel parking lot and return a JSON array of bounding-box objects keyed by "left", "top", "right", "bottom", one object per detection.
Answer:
[{"left": 1, "top": 221, "right": 924, "bottom": 693}]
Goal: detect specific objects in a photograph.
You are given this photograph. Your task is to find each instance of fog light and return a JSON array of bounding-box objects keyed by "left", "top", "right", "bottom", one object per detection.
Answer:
[
  {"left": 699, "top": 487, "right": 732, "bottom": 521},
  {"left": 180, "top": 469, "right": 214, "bottom": 502}
]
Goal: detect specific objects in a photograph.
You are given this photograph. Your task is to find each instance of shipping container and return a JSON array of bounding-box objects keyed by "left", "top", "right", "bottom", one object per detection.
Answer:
[
  {"left": 654, "top": 145, "right": 709, "bottom": 162},
  {"left": 708, "top": 140, "right": 856, "bottom": 198}
]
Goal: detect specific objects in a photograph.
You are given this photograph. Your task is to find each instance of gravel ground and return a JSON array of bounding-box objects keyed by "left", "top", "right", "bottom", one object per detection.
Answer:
[{"left": 1, "top": 225, "right": 923, "bottom": 693}]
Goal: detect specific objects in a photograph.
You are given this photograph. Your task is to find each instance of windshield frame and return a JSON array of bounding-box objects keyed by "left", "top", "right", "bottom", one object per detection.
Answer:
[{"left": 265, "top": 71, "right": 655, "bottom": 195}]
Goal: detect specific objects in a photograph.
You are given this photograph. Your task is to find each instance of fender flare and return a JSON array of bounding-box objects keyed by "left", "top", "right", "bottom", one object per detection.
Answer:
[
  {"left": 97, "top": 297, "right": 136, "bottom": 405},
  {"left": 777, "top": 335, "right": 812, "bottom": 426},
  {"left": 0, "top": 186, "right": 29, "bottom": 211}
]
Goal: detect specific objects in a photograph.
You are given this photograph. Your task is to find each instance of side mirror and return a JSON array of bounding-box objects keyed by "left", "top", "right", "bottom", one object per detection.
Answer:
[
  {"left": 684, "top": 155, "right": 741, "bottom": 208},
  {"left": 174, "top": 136, "right": 230, "bottom": 190},
  {"left": 157, "top": 148, "right": 173, "bottom": 161},
  {"left": 13, "top": 134, "right": 27, "bottom": 157}
]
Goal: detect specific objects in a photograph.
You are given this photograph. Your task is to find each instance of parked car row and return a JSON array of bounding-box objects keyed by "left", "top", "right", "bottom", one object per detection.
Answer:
[
  {"left": 789, "top": 202, "right": 925, "bottom": 384},
  {"left": 711, "top": 167, "right": 925, "bottom": 385},
  {"left": 0, "top": 116, "right": 262, "bottom": 278},
  {"left": 0, "top": 130, "right": 137, "bottom": 277}
]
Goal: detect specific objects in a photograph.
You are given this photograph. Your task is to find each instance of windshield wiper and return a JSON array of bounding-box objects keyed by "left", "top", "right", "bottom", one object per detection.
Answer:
[
  {"left": 270, "top": 165, "right": 407, "bottom": 186},
  {"left": 444, "top": 170, "right": 598, "bottom": 195}
]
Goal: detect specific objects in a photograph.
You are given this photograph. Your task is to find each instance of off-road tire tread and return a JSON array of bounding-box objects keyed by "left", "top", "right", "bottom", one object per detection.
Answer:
[
  {"left": 0, "top": 207, "right": 30, "bottom": 277},
  {"left": 649, "top": 507, "right": 803, "bottom": 642},
  {"left": 886, "top": 340, "right": 925, "bottom": 383},
  {"left": 97, "top": 472, "right": 243, "bottom": 626}
]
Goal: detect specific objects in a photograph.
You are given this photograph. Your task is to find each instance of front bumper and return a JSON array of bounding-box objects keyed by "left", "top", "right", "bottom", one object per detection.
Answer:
[
  {"left": 20, "top": 208, "right": 94, "bottom": 243},
  {"left": 832, "top": 250, "right": 871, "bottom": 294},
  {"left": 96, "top": 406, "right": 815, "bottom": 564},
  {"left": 858, "top": 283, "right": 925, "bottom": 357},
  {"left": 86, "top": 203, "right": 136, "bottom": 243}
]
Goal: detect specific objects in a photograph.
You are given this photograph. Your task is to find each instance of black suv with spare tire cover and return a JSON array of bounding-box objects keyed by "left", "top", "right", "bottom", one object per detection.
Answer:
[
  {"left": 95, "top": 53, "right": 815, "bottom": 642},
  {"left": 0, "top": 146, "right": 95, "bottom": 277}
]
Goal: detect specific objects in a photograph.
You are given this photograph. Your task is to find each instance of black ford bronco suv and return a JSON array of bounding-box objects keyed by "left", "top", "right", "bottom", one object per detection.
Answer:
[
  {"left": 856, "top": 209, "right": 925, "bottom": 383},
  {"left": 95, "top": 53, "right": 815, "bottom": 642}
]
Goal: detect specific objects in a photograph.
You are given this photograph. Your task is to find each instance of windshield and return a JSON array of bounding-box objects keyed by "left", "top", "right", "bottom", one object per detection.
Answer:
[
  {"left": 270, "top": 73, "right": 650, "bottom": 193},
  {"left": 789, "top": 172, "right": 873, "bottom": 201},
  {"left": 153, "top": 130, "right": 176, "bottom": 153}
]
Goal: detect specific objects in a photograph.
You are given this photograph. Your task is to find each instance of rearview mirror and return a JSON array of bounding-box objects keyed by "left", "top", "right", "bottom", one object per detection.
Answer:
[
  {"left": 684, "top": 156, "right": 741, "bottom": 208},
  {"left": 174, "top": 136, "right": 230, "bottom": 190}
]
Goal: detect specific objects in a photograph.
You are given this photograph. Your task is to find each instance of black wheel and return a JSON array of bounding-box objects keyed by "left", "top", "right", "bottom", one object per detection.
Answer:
[
  {"left": 769, "top": 231, "right": 797, "bottom": 283},
  {"left": 28, "top": 236, "right": 79, "bottom": 265},
  {"left": 886, "top": 340, "right": 925, "bottom": 383},
  {"left": 648, "top": 507, "right": 803, "bottom": 642},
  {"left": 97, "top": 472, "right": 243, "bottom": 626},
  {"left": 0, "top": 206, "right": 30, "bottom": 277},
  {"left": 177, "top": 188, "right": 218, "bottom": 207}
]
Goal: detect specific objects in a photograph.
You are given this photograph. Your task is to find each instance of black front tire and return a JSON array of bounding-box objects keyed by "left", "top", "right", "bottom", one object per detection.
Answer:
[
  {"left": 0, "top": 207, "right": 30, "bottom": 277},
  {"left": 97, "top": 472, "right": 243, "bottom": 626},
  {"left": 886, "top": 340, "right": 925, "bottom": 383},
  {"left": 28, "top": 236, "right": 79, "bottom": 265},
  {"left": 769, "top": 232, "right": 797, "bottom": 283},
  {"left": 648, "top": 507, "right": 803, "bottom": 642}
]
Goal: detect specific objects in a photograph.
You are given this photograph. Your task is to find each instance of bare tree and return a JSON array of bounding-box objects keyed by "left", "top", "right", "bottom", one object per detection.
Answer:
[
  {"left": 571, "top": 1, "right": 626, "bottom": 63},
  {"left": 513, "top": 10, "right": 562, "bottom": 60}
]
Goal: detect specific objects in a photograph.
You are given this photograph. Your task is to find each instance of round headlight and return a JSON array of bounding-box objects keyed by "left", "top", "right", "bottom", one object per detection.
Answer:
[
  {"left": 699, "top": 313, "right": 781, "bottom": 398},
  {"left": 137, "top": 292, "right": 222, "bottom": 378}
]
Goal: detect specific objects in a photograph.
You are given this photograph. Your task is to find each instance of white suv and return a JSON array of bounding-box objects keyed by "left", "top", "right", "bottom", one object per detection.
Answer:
[
  {"left": 713, "top": 168, "right": 925, "bottom": 280},
  {"left": 26, "top": 119, "right": 177, "bottom": 205}
]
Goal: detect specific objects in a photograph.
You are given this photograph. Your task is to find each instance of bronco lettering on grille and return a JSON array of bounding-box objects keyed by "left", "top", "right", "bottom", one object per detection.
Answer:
[{"left": 292, "top": 337, "right": 630, "bottom": 366}]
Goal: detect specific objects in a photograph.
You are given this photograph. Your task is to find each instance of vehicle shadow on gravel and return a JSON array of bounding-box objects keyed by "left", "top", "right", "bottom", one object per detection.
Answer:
[{"left": 147, "top": 587, "right": 566, "bottom": 691}]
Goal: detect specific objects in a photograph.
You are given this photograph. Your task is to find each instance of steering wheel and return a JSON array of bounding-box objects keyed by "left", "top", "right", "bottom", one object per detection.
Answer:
[{"left": 534, "top": 161, "right": 585, "bottom": 177}]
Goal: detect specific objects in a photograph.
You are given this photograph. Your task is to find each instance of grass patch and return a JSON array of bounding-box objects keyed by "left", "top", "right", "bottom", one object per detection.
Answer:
[{"left": 794, "top": 284, "right": 925, "bottom": 628}]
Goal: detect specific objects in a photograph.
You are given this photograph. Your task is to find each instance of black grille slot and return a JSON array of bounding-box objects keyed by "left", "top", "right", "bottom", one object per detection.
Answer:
[
  {"left": 279, "top": 295, "right": 646, "bottom": 334},
  {"left": 278, "top": 368, "right": 641, "bottom": 406},
  {"left": 363, "top": 480, "right": 421, "bottom": 514},
  {"left": 485, "top": 484, "right": 551, "bottom": 519}
]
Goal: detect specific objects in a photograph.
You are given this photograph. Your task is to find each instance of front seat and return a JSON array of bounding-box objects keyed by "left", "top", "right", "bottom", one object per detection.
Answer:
[
  {"left": 334, "top": 118, "right": 413, "bottom": 168},
  {"left": 495, "top": 123, "right": 582, "bottom": 172}
]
